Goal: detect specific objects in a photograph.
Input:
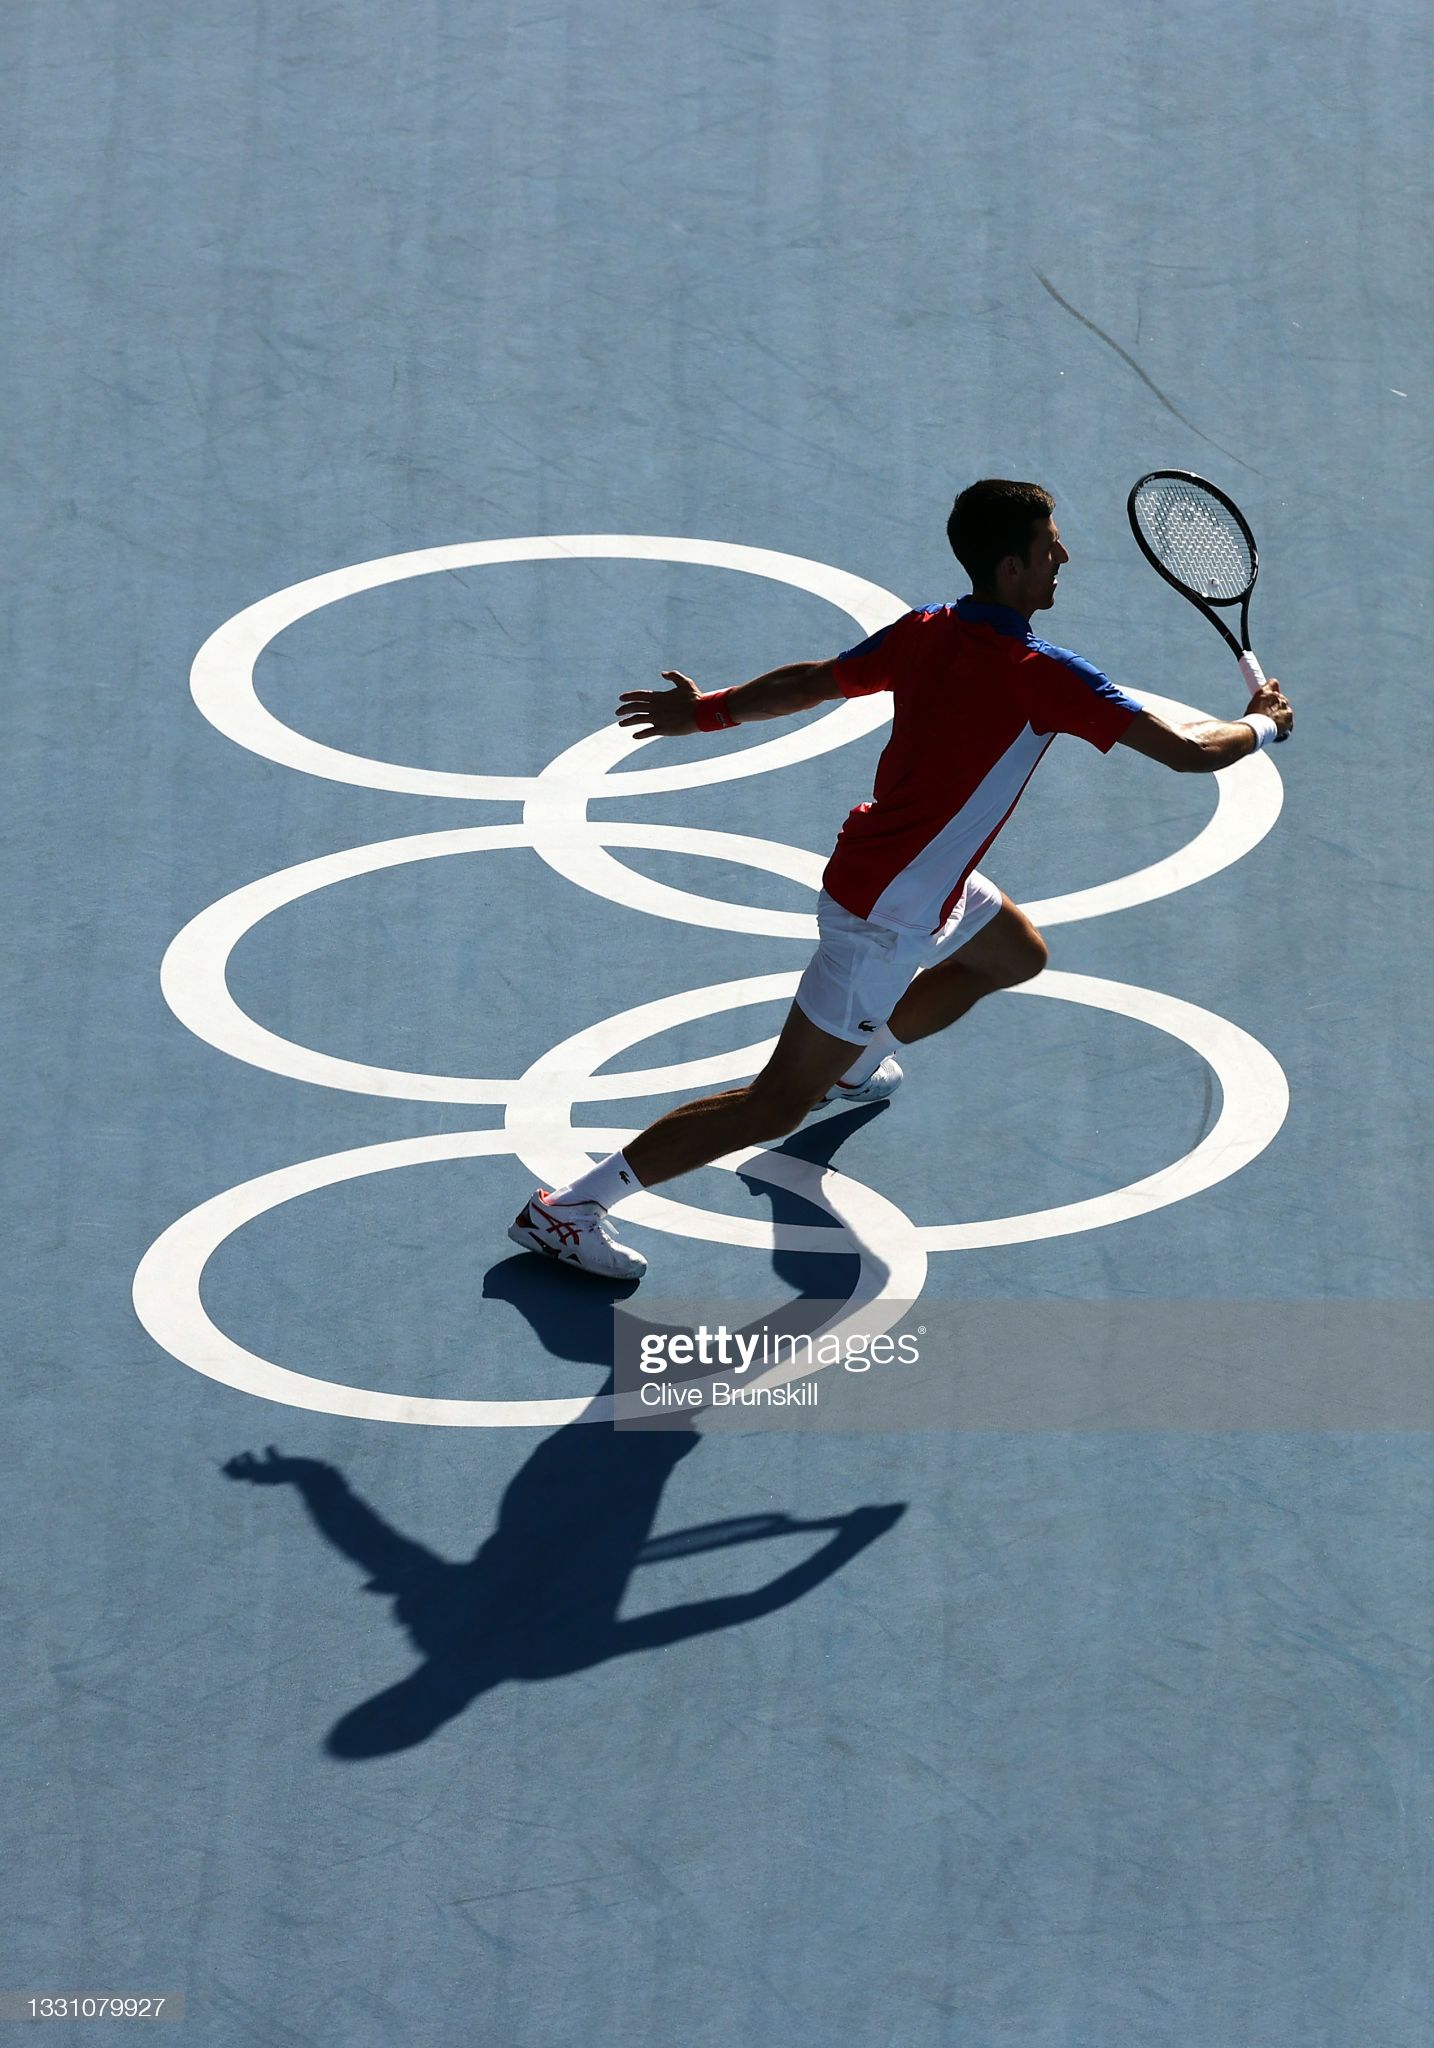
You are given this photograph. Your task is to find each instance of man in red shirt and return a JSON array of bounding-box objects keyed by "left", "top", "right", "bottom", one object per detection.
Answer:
[{"left": 509, "top": 479, "right": 1292, "bottom": 1279}]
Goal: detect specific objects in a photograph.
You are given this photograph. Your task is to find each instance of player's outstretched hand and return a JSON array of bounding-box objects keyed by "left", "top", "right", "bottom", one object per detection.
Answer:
[
  {"left": 1245, "top": 677, "right": 1293, "bottom": 740},
  {"left": 616, "top": 670, "right": 703, "bottom": 740}
]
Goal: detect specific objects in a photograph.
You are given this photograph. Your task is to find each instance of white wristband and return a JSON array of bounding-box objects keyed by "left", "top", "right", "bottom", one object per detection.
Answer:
[{"left": 1239, "top": 713, "right": 1278, "bottom": 752}]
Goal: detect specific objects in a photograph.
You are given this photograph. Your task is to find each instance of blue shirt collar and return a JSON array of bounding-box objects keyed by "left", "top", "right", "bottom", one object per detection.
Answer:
[{"left": 955, "top": 597, "right": 1033, "bottom": 640}]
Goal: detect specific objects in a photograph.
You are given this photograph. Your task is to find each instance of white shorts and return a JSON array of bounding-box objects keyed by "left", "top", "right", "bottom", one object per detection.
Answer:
[{"left": 794, "top": 874, "right": 1005, "bottom": 1045}]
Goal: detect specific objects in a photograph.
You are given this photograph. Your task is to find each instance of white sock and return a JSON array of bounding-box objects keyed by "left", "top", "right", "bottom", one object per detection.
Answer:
[
  {"left": 836, "top": 1024, "right": 900, "bottom": 1090},
  {"left": 545, "top": 1151, "right": 642, "bottom": 1212}
]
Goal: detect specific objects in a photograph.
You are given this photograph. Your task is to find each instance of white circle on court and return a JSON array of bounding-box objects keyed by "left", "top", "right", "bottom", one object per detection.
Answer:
[
  {"left": 130, "top": 1129, "right": 925, "bottom": 1429},
  {"left": 189, "top": 535, "right": 903, "bottom": 800}
]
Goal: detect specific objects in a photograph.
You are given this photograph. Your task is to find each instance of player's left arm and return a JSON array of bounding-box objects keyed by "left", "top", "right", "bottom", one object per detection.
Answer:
[
  {"left": 615, "top": 660, "right": 842, "bottom": 739},
  {"left": 1114, "top": 680, "right": 1293, "bottom": 771}
]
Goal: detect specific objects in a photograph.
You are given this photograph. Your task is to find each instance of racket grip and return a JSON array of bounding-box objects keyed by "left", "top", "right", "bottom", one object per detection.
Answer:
[{"left": 1237, "top": 651, "right": 1268, "bottom": 693}]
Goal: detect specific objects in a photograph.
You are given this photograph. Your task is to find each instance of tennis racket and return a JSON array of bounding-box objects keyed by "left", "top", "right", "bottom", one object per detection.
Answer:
[{"left": 1127, "top": 470, "right": 1270, "bottom": 698}]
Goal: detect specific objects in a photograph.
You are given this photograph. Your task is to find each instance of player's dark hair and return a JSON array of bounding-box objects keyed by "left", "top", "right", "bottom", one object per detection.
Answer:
[{"left": 947, "top": 480, "right": 1056, "bottom": 588}]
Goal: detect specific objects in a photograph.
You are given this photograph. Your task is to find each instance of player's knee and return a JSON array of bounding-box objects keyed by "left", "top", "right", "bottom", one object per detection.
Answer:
[{"left": 1000, "top": 928, "right": 1049, "bottom": 985}]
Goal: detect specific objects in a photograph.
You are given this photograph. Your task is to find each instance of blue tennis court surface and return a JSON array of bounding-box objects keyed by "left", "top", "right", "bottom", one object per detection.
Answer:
[{"left": 7, "top": 2, "right": 1433, "bottom": 2041}]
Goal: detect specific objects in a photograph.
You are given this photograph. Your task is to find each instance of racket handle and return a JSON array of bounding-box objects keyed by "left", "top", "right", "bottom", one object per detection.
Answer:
[{"left": 1238, "top": 650, "right": 1268, "bottom": 693}]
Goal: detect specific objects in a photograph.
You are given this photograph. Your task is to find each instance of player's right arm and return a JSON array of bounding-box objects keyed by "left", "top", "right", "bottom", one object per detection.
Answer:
[
  {"left": 1117, "top": 680, "right": 1293, "bottom": 771},
  {"left": 615, "top": 660, "right": 842, "bottom": 739}
]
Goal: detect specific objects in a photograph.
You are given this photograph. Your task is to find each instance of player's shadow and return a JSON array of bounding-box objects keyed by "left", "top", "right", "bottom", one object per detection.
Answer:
[
  {"left": 219, "top": 1105, "right": 904, "bottom": 1760},
  {"left": 223, "top": 1383, "right": 903, "bottom": 1759},
  {"left": 742, "top": 1100, "right": 889, "bottom": 1298}
]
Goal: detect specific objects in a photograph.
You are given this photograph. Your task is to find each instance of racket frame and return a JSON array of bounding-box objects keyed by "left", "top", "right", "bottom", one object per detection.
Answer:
[{"left": 1126, "top": 469, "right": 1259, "bottom": 662}]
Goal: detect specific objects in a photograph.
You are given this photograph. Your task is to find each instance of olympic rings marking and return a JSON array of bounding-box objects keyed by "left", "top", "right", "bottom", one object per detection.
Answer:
[{"left": 138, "top": 531, "right": 1290, "bottom": 1427}]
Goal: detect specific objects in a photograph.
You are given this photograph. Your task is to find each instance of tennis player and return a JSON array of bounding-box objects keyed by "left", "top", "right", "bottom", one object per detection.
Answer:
[{"left": 509, "top": 479, "right": 1292, "bottom": 1278}]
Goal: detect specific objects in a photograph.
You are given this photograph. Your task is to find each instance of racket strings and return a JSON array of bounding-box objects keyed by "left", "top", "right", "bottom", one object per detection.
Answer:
[{"left": 1132, "top": 480, "right": 1254, "bottom": 601}]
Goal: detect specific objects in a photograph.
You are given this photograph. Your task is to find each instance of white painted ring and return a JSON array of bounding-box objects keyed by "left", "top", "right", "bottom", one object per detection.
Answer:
[
  {"left": 502, "top": 969, "right": 1289, "bottom": 1252},
  {"left": 130, "top": 1128, "right": 925, "bottom": 1428},
  {"left": 189, "top": 535, "right": 903, "bottom": 800},
  {"left": 160, "top": 826, "right": 796, "bottom": 1101}
]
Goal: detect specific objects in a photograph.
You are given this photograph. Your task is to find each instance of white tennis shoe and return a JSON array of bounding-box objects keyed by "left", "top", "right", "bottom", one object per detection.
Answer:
[
  {"left": 820, "top": 1054, "right": 904, "bottom": 1108},
  {"left": 508, "top": 1191, "right": 648, "bottom": 1280}
]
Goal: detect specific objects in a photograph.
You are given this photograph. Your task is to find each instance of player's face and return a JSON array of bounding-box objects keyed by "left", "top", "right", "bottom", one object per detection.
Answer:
[{"left": 1015, "top": 517, "right": 1068, "bottom": 612}]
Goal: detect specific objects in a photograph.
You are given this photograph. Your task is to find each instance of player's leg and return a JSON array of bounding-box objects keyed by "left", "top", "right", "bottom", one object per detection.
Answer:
[
  {"left": 887, "top": 890, "right": 1047, "bottom": 1044},
  {"left": 619, "top": 892, "right": 925, "bottom": 1177},
  {"left": 507, "top": 1001, "right": 859, "bottom": 1277},
  {"left": 822, "top": 875, "right": 1041, "bottom": 1098},
  {"left": 508, "top": 896, "right": 906, "bottom": 1277},
  {"left": 623, "top": 1000, "right": 861, "bottom": 1187}
]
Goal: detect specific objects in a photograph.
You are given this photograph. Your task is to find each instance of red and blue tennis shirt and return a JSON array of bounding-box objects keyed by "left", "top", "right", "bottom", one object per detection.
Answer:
[{"left": 823, "top": 597, "right": 1143, "bottom": 936}]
